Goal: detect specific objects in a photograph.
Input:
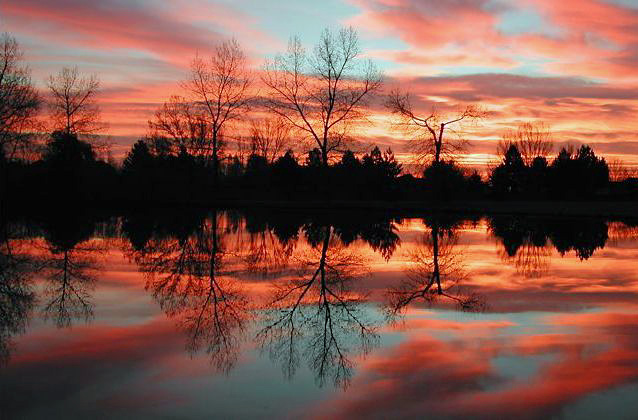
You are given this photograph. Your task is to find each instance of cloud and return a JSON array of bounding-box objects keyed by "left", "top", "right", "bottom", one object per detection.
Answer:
[
  {"left": 315, "top": 308, "right": 638, "bottom": 419},
  {"left": 3, "top": 0, "right": 278, "bottom": 66}
]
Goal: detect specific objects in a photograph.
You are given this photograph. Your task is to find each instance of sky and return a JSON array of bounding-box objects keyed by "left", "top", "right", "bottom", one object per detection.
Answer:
[{"left": 2, "top": 0, "right": 638, "bottom": 166}]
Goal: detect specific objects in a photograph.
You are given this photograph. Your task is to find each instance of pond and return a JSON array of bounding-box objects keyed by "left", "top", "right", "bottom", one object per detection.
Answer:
[{"left": 1, "top": 209, "right": 638, "bottom": 419}]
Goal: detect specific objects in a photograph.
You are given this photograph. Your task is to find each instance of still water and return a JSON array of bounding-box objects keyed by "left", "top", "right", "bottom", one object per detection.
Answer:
[{"left": 2, "top": 209, "right": 638, "bottom": 419}]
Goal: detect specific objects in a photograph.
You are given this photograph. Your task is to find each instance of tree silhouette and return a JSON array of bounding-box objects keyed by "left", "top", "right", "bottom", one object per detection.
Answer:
[
  {"left": 122, "top": 140, "right": 153, "bottom": 174},
  {"left": 249, "top": 117, "right": 292, "bottom": 164},
  {"left": 0, "top": 222, "right": 37, "bottom": 365},
  {"left": 0, "top": 33, "right": 41, "bottom": 161},
  {"left": 46, "top": 66, "right": 105, "bottom": 136},
  {"left": 497, "top": 122, "right": 553, "bottom": 166},
  {"left": 39, "top": 215, "right": 101, "bottom": 328},
  {"left": 490, "top": 144, "right": 528, "bottom": 196},
  {"left": 182, "top": 39, "right": 252, "bottom": 184},
  {"left": 489, "top": 216, "right": 609, "bottom": 265},
  {"left": 148, "top": 95, "right": 212, "bottom": 158},
  {"left": 263, "top": 27, "right": 382, "bottom": 167},
  {"left": 489, "top": 216, "right": 551, "bottom": 278},
  {"left": 549, "top": 145, "right": 609, "bottom": 198},
  {"left": 386, "top": 89, "right": 484, "bottom": 167}
]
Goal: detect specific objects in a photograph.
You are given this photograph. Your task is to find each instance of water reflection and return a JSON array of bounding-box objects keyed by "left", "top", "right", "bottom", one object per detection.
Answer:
[
  {"left": 39, "top": 214, "right": 104, "bottom": 328},
  {"left": 386, "top": 217, "right": 485, "bottom": 318},
  {"left": 128, "top": 210, "right": 249, "bottom": 373},
  {"left": 1, "top": 210, "right": 638, "bottom": 418},
  {"left": 256, "top": 223, "right": 379, "bottom": 389},
  {"left": 489, "top": 215, "right": 609, "bottom": 264},
  {"left": 0, "top": 223, "right": 36, "bottom": 365}
]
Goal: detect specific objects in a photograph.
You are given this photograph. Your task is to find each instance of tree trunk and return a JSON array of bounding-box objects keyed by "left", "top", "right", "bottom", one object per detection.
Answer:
[
  {"left": 321, "top": 145, "right": 329, "bottom": 168},
  {"left": 212, "top": 131, "right": 219, "bottom": 188},
  {"left": 432, "top": 224, "right": 442, "bottom": 294}
]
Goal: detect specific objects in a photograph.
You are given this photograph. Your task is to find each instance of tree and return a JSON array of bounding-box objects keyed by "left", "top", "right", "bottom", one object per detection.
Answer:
[
  {"left": 0, "top": 33, "right": 41, "bottom": 161},
  {"left": 249, "top": 117, "right": 291, "bottom": 163},
  {"left": 549, "top": 145, "right": 609, "bottom": 198},
  {"left": 490, "top": 144, "right": 528, "bottom": 196},
  {"left": 181, "top": 39, "right": 252, "bottom": 182},
  {"left": 497, "top": 121, "right": 552, "bottom": 166},
  {"left": 423, "top": 160, "right": 467, "bottom": 199},
  {"left": 46, "top": 66, "right": 104, "bottom": 136},
  {"left": 148, "top": 95, "right": 211, "bottom": 158},
  {"left": 131, "top": 211, "right": 250, "bottom": 373},
  {"left": 263, "top": 27, "right": 382, "bottom": 167},
  {"left": 122, "top": 140, "right": 153, "bottom": 174},
  {"left": 386, "top": 89, "right": 484, "bottom": 167},
  {"left": 44, "top": 131, "right": 95, "bottom": 165},
  {"left": 362, "top": 146, "right": 402, "bottom": 179},
  {"left": 608, "top": 158, "right": 635, "bottom": 182}
]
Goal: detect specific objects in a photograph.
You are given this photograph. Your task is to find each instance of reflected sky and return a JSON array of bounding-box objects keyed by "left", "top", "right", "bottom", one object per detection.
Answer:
[{"left": 1, "top": 211, "right": 638, "bottom": 418}]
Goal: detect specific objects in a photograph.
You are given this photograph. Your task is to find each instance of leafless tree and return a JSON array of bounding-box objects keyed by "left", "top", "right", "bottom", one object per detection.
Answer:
[
  {"left": 262, "top": 27, "right": 383, "bottom": 167},
  {"left": 250, "top": 117, "right": 292, "bottom": 163},
  {"left": 0, "top": 33, "right": 41, "bottom": 161},
  {"left": 182, "top": 39, "right": 252, "bottom": 181},
  {"left": 386, "top": 89, "right": 485, "bottom": 167},
  {"left": 46, "top": 66, "right": 105, "bottom": 136},
  {"left": 608, "top": 158, "right": 636, "bottom": 182},
  {"left": 148, "top": 95, "right": 212, "bottom": 158},
  {"left": 497, "top": 121, "right": 553, "bottom": 166}
]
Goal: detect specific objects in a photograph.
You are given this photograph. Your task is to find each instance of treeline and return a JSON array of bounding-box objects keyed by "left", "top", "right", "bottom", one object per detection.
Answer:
[
  {"left": 2, "top": 30, "right": 638, "bottom": 209},
  {"left": 5, "top": 129, "right": 638, "bottom": 206}
]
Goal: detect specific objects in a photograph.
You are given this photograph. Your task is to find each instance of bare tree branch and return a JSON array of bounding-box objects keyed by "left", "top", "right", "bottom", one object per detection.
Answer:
[
  {"left": 46, "top": 66, "right": 106, "bottom": 137},
  {"left": 262, "top": 27, "right": 383, "bottom": 166},
  {"left": 386, "top": 88, "right": 485, "bottom": 169}
]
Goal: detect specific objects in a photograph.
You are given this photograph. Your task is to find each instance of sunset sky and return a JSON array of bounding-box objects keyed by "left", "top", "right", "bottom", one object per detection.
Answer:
[{"left": 3, "top": 0, "right": 638, "bottom": 166}]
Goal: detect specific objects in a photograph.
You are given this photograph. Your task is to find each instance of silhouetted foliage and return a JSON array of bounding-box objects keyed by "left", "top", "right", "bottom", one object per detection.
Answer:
[
  {"left": 489, "top": 143, "right": 610, "bottom": 200},
  {"left": 489, "top": 215, "right": 609, "bottom": 262},
  {"left": 490, "top": 144, "right": 527, "bottom": 197},
  {"left": 548, "top": 145, "right": 609, "bottom": 198},
  {"left": 423, "top": 160, "right": 484, "bottom": 200}
]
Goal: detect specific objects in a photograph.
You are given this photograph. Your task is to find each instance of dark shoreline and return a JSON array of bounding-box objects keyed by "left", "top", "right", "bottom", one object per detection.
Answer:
[
  {"left": 5, "top": 198, "right": 638, "bottom": 220},
  {"left": 225, "top": 199, "right": 637, "bottom": 218}
]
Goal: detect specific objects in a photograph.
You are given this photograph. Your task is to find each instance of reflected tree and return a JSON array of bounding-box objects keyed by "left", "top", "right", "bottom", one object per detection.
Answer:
[
  {"left": 131, "top": 211, "right": 250, "bottom": 373},
  {"left": 242, "top": 227, "right": 295, "bottom": 278},
  {"left": 489, "top": 216, "right": 609, "bottom": 265},
  {"left": 0, "top": 222, "right": 37, "bottom": 365},
  {"left": 255, "top": 225, "right": 379, "bottom": 389},
  {"left": 489, "top": 216, "right": 551, "bottom": 278},
  {"left": 385, "top": 219, "right": 485, "bottom": 318},
  {"left": 40, "top": 216, "right": 101, "bottom": 328}
]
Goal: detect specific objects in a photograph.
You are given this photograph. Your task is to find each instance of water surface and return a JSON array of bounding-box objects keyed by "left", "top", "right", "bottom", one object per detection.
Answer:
[{"left": 2, "top": 209, "right": 638, "bottom": 419}]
